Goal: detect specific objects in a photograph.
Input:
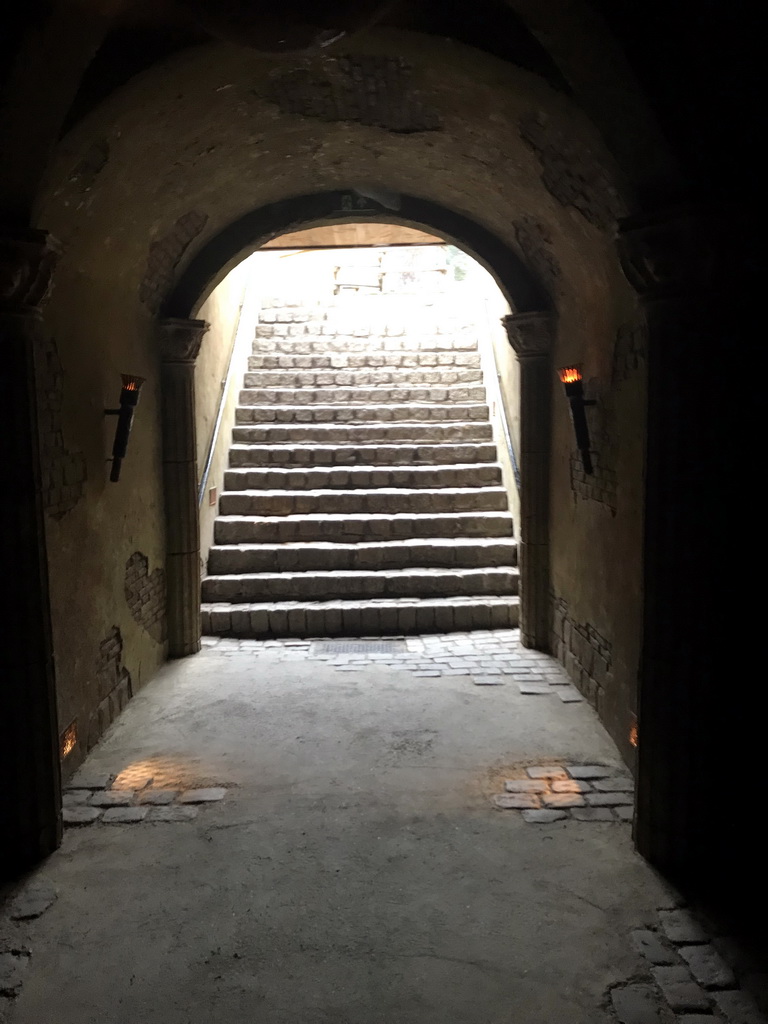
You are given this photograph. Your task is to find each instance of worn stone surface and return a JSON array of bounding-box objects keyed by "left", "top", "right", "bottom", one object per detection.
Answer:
[
  {"left": 492, "top": 793, "right": 540, "bottom": 810},
  {"left": 678, "top": 945, "right": 737, "bottom": 989},
  {"left": 8, "top": 885, "right": 57, "bottom": 921},
  {"left": 659, "top": 910, "right": 709, "bottom": 945},
  {"left": 712, "top": 989, "right": 768, "bottom": 1023},
  {"left": 101, "top": 806, "right": 148, "bottom": 824},
  {"left": 5, "top": 638, "right": 670, "bottom": 1023},
  {"left": 89, "top": 790, "right": 134, "bottom": 807},
  {"left": 147, "top": 806, "right": 198, "bottom": 823},
  {"left": 651, "top": 966, "right": 710, "bottom": 1012},
  {"left": 137, "top": 789, "right": 179, "bottom": 805},
  {"left": 62, "top": 806, "right": 101, "bottom": 825},
  {"left": 630, "top": 929, "right": 678, "bottom": 965},
  {"left": 0, "top": 950, "right": 29, "bottom": 997},
  {"left": 521, "top": 808, "right": 568, "bottom": 823},
  {"left": 177, "top": 788, "right": 227, "bottom": 804},
  {"left": 610, "top": 983, "right": 664, "bottom": 1023}
]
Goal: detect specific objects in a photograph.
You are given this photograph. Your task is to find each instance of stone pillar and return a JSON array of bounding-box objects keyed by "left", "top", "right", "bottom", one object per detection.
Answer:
[
  {"left": 159, "top": 317, "right": 209, "bottom": 657},
  {"left": 502, "top": 311, "right": 555, "bottom": 650},
  {"left": 617, "top": 207, "right": 726, "bottom": 889},
  {"left": 0, "top": 228, "right": 63, "bottom": 873}
]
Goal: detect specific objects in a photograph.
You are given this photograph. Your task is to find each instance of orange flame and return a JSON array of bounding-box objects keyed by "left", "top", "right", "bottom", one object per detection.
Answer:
[
  {"left": 629, "top": 717, "right": 638, "bottom": 748},
  {"left": 558, "top": 366, "right": 582, "bottom": 384},
  {"left": 121, "top": 374, "right": 145, "bottom": 392}
]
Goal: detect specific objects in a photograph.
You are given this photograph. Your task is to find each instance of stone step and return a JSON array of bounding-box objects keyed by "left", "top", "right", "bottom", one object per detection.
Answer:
[
  {"left": 218, "top": 486, "right": 508, "bottom": 517},
  {"left": 238, "top": 385, "right": 487, "bottom": 407},
  {"left": 223, "top": 463, "right": 502, "bottom": 492},
  {"left": 248, "top": 351, "right": 482, "bottom": 371},
  {"left": 202, "top": 566, "right": 519, "bottom": 602},
  {"left": 214, "top": 511, "right": 514, "bottom": 544},
  {"left": 228, "top": 441, "right": 499, "bottom": 468},
  {"left": 243, "top": 367, "right": 484, "bottom": 388},
  {"left": 201, "top": 594, "right": 520, "bottom": 637},
  {"left": 231, "top": 421, "right": 494, "bottom": 445},
  {"left": 235, "top": 403, "right": 489, "bottom": 425},
  {"left": 208, "top": 537, "right": 518, "bottom": 574},
  {"left": 251, "top": 336, "right": 478, "bottom": 355}
]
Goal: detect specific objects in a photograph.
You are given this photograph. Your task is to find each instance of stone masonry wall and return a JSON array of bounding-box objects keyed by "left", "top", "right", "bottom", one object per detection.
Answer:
[
  {"left": 124, "top": 552, "right": 166, "bottom": 643},
  {"left": 86, "top": 626, "right": 132, "bottom": 753},
  {"left": 551, "top": 593, "right": 613, "bottom": 720}
]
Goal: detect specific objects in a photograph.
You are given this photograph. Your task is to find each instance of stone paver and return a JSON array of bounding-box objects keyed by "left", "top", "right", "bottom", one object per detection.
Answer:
[
  {"left": 89, "top": 790, "right": 134, "bottom": 807},
  {"left": 62, "top": 806, "right": 101, "bottom": 825},
  {"left": 147, "top": 806, "right": 199, "bottom": 822},
  {"left": 610, "top": 983, "right": 665, "bottom": 1023},
  {"left": 520, "top": 809, "right": 568, "bottom": 823},
  {"left": 712, "top": 989, "right": 768, "bottom": 1023},
  {"left": 102, "top": 807, "right": 148, "bottom": 824},
  {"left": 541, "top": 792, "right": 585, "bottom": 808},
  {"left": 630, "top": 929, "right": 678, "bottom": 965},
  {"left": 572, "top": 807, "right": 614, "bottom": 821},
  {"left": 504, "top": 779, "right": 549, "bottom": 793},
  {"left": 177, "top": 788, "right": 227, "bottom": 804},
  {"left": 679, "top": 945, "right": 737, "bottom": 989},
  {"left": 659, "top": 909, "right": 709, "bottom": 945},
  {"left": 492, "top": 793, "right": 540, "bottom": 810},
  {"left": 526, "top": 765, "right": 568, "bottom": 779},
  {"left": 137, "top": 789, "right": 179, "bottom": 805},
  {"left": 651, "top": 965, "right": 711, "bottom": 1012}
]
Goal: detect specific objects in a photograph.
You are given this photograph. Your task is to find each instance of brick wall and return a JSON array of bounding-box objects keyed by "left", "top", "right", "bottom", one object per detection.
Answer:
[
  {"left": 519, "top": 112, "right": 626, "bottom": 231},
  {"left": 86, "top": 626, "right": 132, "bottom": 751},
  {"left": 551, "top": 594, "right": 613, "bottom": 716},
  {"left": 139, "top": 211, "right": 208, "bottom": 314},
  {"left": 267, "top": 55, "right": 442, "bottom": 133},
  {"left": 124, "top": 551, "right": 167, "bottom": 643}
]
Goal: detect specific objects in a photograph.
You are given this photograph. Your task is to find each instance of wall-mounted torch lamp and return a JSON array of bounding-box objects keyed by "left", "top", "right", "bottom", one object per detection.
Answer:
[
  {"left": 557, "top": 365, "right": 596, "bottom": 474},
  {"left": 105, "top": 374, "right": 145, "bottom": 482}
]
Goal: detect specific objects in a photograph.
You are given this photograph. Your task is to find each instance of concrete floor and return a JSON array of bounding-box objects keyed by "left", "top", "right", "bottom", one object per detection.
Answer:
[{"left": 5, "top": 632, "right": 684, "bottom": 1024}]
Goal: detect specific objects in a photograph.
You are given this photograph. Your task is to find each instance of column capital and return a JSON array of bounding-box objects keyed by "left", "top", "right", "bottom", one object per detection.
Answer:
[
  {"left": 616, "top": 206, "right": 715, "bottom": 302},
  {"left": 158, "top": 317, "right": 209, "bottom": 363},
  {"left": 502, "top": 311, "right": 555, "bottom": 359},
  {"left": 0, "top": 228, "right": 61, "bottom": 314}
]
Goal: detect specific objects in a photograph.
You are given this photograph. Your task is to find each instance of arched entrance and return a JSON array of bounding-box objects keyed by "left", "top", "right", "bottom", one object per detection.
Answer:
[{"left": 157, "top": 192, "right": 555, "bottom": 658}]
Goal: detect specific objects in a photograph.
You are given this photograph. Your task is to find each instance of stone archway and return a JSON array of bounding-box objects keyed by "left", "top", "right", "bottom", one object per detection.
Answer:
[{"left": 159, "top": 190, "right": 555, "bottom": 656}]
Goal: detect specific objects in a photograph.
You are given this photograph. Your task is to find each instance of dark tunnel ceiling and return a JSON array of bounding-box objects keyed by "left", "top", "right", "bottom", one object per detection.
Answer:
[{"left": 61, "top": 0, "right": 572, "bottom": 135}]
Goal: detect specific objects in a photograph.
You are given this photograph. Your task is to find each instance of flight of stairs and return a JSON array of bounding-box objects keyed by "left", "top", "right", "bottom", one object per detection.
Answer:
[{"left": 200, "top": 296, "right": 519, "bottom": 637}]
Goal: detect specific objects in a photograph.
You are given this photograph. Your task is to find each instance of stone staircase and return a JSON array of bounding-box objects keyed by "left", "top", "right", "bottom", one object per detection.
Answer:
[{"left": 200, "top": 296, "right": 519, "bottom": 637}]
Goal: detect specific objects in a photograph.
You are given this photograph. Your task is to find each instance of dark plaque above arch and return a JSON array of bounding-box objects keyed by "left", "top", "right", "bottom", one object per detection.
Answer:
[{"left": 161, "top": 191, "right": 552, "bottom": 318}]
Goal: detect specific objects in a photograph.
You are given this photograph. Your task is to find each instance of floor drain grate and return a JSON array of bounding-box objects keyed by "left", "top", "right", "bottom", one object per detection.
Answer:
[{"left": 312, "top": 640, "right": 407, "bottom": 654}]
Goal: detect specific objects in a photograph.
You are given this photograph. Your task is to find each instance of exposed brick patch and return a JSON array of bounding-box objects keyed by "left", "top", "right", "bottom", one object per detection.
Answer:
[
  {"left": 67, "top": 139, "right": 109, "bottom": 193},
  {"left": 124, "top": 551, "right": 167, "bottom": 643},
  {"left": 35, "top": 336, "right": 87, "bottom": 519},
  {"left": 513, "top": 216, "right": 560, "bottom": 293},
  {"left": 613, "top": 319, "right": 647, "bottom": 385},
  {"left": 551, "top": 595, "right": 612, "bottom": 713},
  {"left": 519, "top": 112, "right": 625, "bottom": 232},
  {"left": 267, "top": 56, "right": 442, "bottom": 133},
  {"left": 139, "top": 211, "right": 208, "bottom": 313},
  {"left": 88, "top": 627, "right": 132, "bottom": 751}
]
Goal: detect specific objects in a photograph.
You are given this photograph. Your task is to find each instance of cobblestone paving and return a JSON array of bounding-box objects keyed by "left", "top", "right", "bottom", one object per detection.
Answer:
[
  {"left": 201, "top": 628, "right": 585, "bottom": 700},
  {"left": 491, "top": 762, "right": 634, "bottom": 823},
  {"left": 609, "top": 904, "right": 768, "bottom": 1023},
  {"left": 61, "top": 783, "right": 227, "bottom": 826}
]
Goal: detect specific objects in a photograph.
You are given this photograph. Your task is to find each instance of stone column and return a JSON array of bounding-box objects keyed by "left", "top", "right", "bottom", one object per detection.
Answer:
[
  {"left": 502, "top": 311, "right": 555, "bottom": 650},
  {"left": 0, "top": 228, "right": 63, "bottom": 872},
  {"left": 159, "top": 317, "right": 209, "bottom": 658},
  {"left": 617, "top": 207, "right": 725, "bottom": 886}
]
